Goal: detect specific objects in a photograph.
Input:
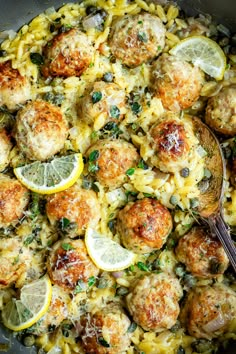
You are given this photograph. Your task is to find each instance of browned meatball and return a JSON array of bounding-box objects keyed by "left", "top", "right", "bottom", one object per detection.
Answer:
[
  {"left": 152, "top": 54, "right": 204, "bottom": 112},
  {"left": 117, "top": 198, "right": 172, "bottom": 254},
  {"left": 86, "top": 139, "right": 139, "bottom": 189},
  {"left": 47, "top": 238, "right": 99, "bottom": 291},
  {"left": 0, "top": 61, "right": 32, "bottom": 111},
  {"left": 109, "top": 13, "right": 166, "bottom": 67},
  {"left": 42, "top": 28, "right": 95, "bottom": 77},
  {"left": 148, "top": 113, "right": 193, "bottom": 173},
  {"left": 0, "top": 175, "right": 29, "bottom": 228},
  {"left": 180, "top": 284, "right": 236, "bottom": 339},
  {"left": 0, "top": 129, "right": 12, "bottom": 171},
  {"left": 80, "top": 304, "right": 131, "bottom": 354},
  {"left": 175, "top": 227, "right": 229, "bottom": 278},
  {"left": 15, "top": 101, "right": 68, "bottom": 161},
  {"left": 79, "top": 81, "right": 127, "bottom": 129},
  {"left": 126, "top": 273, "right": 183, "bottom": 332},
  {"left": 205, "top": 85, "right": 236, "bottom": 135},
  {"left": 46, "top": 184, "right": 101, "bottom": 237}
]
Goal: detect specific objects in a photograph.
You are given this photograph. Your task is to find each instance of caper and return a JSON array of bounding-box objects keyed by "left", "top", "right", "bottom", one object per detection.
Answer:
[
  {"left": 183, "top": 273, "right": 196, "bottom": 288},
  {"left": 116, "top": 286, "right": 129, "bottom": 296},
  {"left": 170, "top": 320, "right": 181, "bottom": 333},
  {"left": 86, "top": 6, "right": 98, "bottom": 15},
  {"left": 191, "top": 339, "right": 213, "bottom": 353},
  {"left": 23, "top": 335, "right": 35, "bottom": 347},
  {"left": 180, "top": 167, "right": 190, "bottom": 178},
  {"left": 198, "top": 179, "right": 210, "bottom": 193},
  {"left": 103, "top": 72, "right": 113, "bottom": 82},
  {"left": 175, "top": 263, "right": 186, "bottom": 278},
  {"left": 177, "top": 345, "right": 185, "bottom": 354},
  {"left": 190, "top": 198, "right": 199, "bottom": 209},
  {"left": 203, "top": 168, "right": 212, "bottom": 179},
  {"left": 170, "top": 195, "right": 179, "bottom": 206},
  {"left": 0, "top": 49, "right": 7, "bottom": 57},
  {"left": 97, "top": 277, "right": 108, "bottom": 288}
]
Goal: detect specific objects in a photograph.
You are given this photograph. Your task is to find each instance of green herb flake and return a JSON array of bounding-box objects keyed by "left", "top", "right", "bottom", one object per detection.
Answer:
[
  {"left": 59, "top": 217, "right": 71, "bottom": 231},
  {"left": 137, "top": 261, "right": 149, "bottom": 272},
  {"left": 109, "top": 105, "right": 120, "bottom": 119},
  {"left": 92, "top": 91, "right": 102, "bottom": 104},
  {"left": 30, "top": 52, "right": 44, "bottom": 65},
  {"left": 98, "top": 337, "right": 110, "bottom": 348},
  {"left": 23, "top": 235, "right": 35, "bottom": 246},
  {"left": 61, "top": 243, "right": 73, "bottom": 251},
  {"left": 89, "top": 150, "right": 99, "bottom": 162},
  {"left": 138, "top": 159, "right": 148, "bottom": 170},
  {"left": 88, "top": 276, "right": 96, "bottom": 287},
  {"left": 126, "top": 168, "right": 135, "bottom": 176},
  {"left": 137, "top": 31, "right": 148, "bottom": 42}
]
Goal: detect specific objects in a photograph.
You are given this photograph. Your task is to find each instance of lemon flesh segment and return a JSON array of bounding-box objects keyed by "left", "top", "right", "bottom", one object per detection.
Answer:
[
  {"left": 2, "top": 275, "right": 52, "bottom": 331},
  {"left": 14, "top": 153, "right": 84, "bottom": 194},
  {"left": 169, "top": 35, "right": 227, "bottom": 80},
  {"left": 85, "top": 228, "right": 136, "bottom": 271}
]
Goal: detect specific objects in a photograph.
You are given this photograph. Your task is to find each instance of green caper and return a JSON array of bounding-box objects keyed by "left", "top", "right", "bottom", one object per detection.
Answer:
[
  {"left": 23, "top": 335, "right": 35, "bottom": 347},
  {"left": 116, "top": 286, "right": 129, "bottom": 296},
  {"left": 183, "top": 273, "right": 196, "bottom": 288},
  {"left": 191, "top": 339, "right": 213, "bottom": 353},
  {"left": 180, "top": 167, "right": 190, "bottom": 178},
  {"left": 175, "top": 263, "right": 186, "bottom": 278}
]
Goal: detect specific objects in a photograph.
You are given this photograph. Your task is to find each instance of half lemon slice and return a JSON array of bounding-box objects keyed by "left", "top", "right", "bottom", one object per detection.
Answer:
[
  {"left": 2, "top": 275, "right": 52, "bottom": 331},
  {"left": 14, "top": 153, "right": 84, "bottom": 194},
  {"left": 169, "top": 35, "right": 227, "bottom": 80},
  {"left": 85, "top": 228, "right": 136, "bottom": 271}
]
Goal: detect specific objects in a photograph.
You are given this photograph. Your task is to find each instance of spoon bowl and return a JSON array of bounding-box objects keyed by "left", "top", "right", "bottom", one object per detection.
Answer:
[{"left": 192, "top": 116, "right": 236, "bottom": 271}]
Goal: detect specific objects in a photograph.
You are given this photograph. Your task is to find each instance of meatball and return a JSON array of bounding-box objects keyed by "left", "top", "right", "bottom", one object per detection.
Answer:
[
  {"left": 180, "top": 284, "right": 236, "bottom": 339},
  {"left": 80, "top": 304, "right": 131, "bottom": 354},
  {"left": 126, "top": 273, "right": 183, "bottom": 332},
  {"left": 109, "top": 13, "right": 166, "bottom": 67},
  {"left": 117, "top": 198, "right": 172, "bottom": 254},
  {"left": 15, "top": 100, "right": 68, "bottom": 161},
  {"left": 47, "top": 238, "right": 99, "bottom": 291},
  {"left": 0, "top": 129, "right": 12, "bottom": 171},
  {"left": 79, "top": 81, "right": 127, "bottom": 129},
  {"left": 42, "top": 28, "right": 95, "bottom": 77},
  {"left": 0, "top": 174, "right": 29, "bottom": 228},
  {"left": 46, "top": 184, "right": 101, "bottom": 237},
  {"left": 29, "top": 285, "right": 70, "bottom": 334},
  {"left": 0, "top": 61, "right": 32, "bottom": 111},
  {"left": 175, "top": 227, "right": 229, "bottom": 278},
  {"left": 152, "top": 54, "right": 204, "bottom": 112},
  {"left": 205, "top": 85, "right": 236, "bottom": 135},
  {"left": 148, "top": 113, "right": 194, "bottom": 173},
  {"left": 86, "top": 139, "right": 139, "bottom": 189}
]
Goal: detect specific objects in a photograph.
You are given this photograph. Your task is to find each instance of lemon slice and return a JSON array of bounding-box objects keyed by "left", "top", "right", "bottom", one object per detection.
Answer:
[
  {"left": 169, "top": 35, "right": 227, "bottom": 80},
  {"left": 85, "top": 228, "right": 136, "bottom": 271},
  {"left": 14, "top": 153, "right": 84, "bottom": 194},
  {"left": 2, "top": 276, "right": 52, "bottom": 331}
]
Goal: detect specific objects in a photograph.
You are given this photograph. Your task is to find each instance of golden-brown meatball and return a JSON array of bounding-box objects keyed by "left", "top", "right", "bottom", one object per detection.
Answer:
[
  {"left": 148, "top": 113, "right": 194, "bottom": 173},
  {"left": 0, "top": 61, "right": 32, "bottom": 111},
  {"left": 205, "top": 85, "right": 236, "bottom": 135},
  {"left": 109, "top": 13, "right": 166, "bottom": 67},
  {"left": 46, "top": 184, "right": 101, "bottom": 237},
  {"left": 47, "top": 238, "right": 99, "bottom": 291},
  {"left": 152, "top": 54, "right": 204, "bottom": 111},
  {"left": 80, "top": 304, "right": 131, "bottom": 354},
  {"left": 175, "top": 227, "right": 229, "bottom": 278},
  {"left": 79, "top": 81, "right": 127, "bottom": 129},
  {"left": 14, "top": 100, "right": 68, "bottom": 161},
  {"left": 42, "top": 28, "right": 95, "bottom": 77},
  {"left": 180, "top": 284, "right": 236, "bottom": 339},
  {"left": 86, "top": 139, "right": 139, "bottom": 189},
  {"left": 0, "top": 129, "right": 12, "bottom": 171},
  {"left": 29, "top": 285, "right": 70, "bottom": 334},
  {"left": 126, "top": 273, "right": 183, "bottom": 332},
  {"left": 0, "top": 174, "right": 29, "bottom": 228},
  {"left": 117, "top": 198, "right": 172, "bottom": 254}
]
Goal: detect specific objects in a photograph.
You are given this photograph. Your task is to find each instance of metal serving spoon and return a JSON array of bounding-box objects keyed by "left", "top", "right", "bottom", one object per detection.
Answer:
[{"left": 192, "top": 116, "right": 236, "bottom": 272}]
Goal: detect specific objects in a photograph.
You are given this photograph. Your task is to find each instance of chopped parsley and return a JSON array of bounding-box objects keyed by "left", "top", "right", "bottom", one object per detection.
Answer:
[
  {"left": 88, "top": 150, "right": 100, "bottom": 173},
  {"left": 126, "top": 168, "right": 135, "bottom": 176},
  {"left": 138, "top": 159, "right": 148, "bottom": 170},
  {"left": 59, "top": 217, "right": 71, "bottom": 231},
  {"left": 61, "top": 243, "right": 73, "bottom": 251},
  {"left": 98, "top": 337, "right": 110, "bottom": 348},
  {"left": 137, "top": 261, "right": 150, "bottom": 272},
  {"left": 88, "top": 276, "right": 96, "bottom": 287},
  {"left": 30, "top": 52, "right": 44, "bottom": 65},
  {"left": 89, "top": 150, "right": 100, "bottom": 162}
]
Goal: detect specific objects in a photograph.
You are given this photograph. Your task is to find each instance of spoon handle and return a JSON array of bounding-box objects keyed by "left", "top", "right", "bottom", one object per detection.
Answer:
[{"left": 207, "top": 214, "right": 236, "bottom": 272}]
